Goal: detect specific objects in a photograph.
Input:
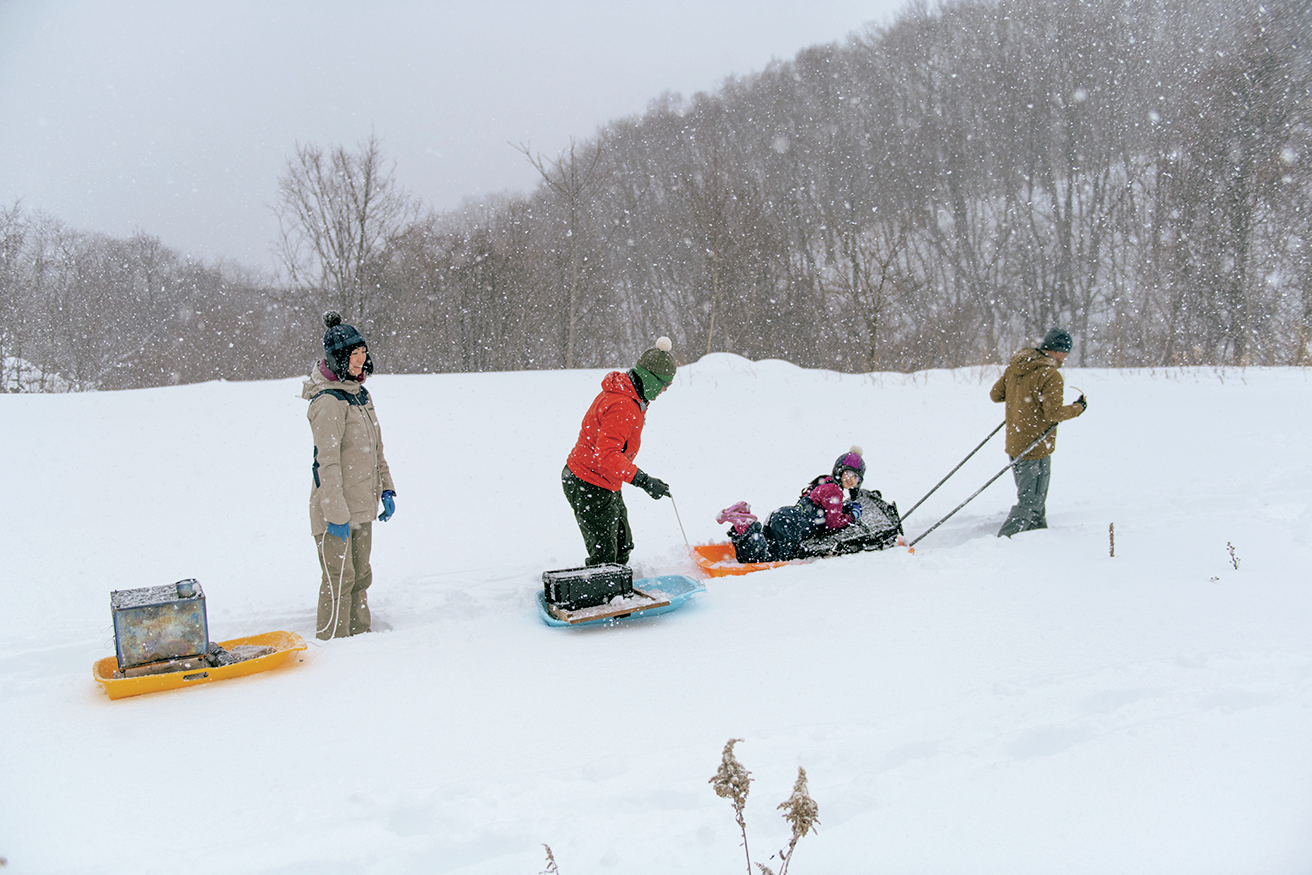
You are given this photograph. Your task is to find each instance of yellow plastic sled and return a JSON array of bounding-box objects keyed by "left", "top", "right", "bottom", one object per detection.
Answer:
[{"left": 93, "top": 630, "right": 307, "bottom": 700}]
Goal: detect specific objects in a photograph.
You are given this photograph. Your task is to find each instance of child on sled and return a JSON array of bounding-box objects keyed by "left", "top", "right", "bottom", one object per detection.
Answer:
[{"left": 717, "top": 447, "right": 867, "bottom": 563}]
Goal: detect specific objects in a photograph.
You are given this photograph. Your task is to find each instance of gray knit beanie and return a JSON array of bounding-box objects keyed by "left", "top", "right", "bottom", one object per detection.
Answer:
[{"left": 1039, "top": 327, "right": 1073, "bottom": 354}]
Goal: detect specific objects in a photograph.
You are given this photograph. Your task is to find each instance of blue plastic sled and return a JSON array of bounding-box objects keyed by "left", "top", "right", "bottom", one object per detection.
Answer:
[{"left": 537, "top": 574, "right": 706, "bottom": 627}]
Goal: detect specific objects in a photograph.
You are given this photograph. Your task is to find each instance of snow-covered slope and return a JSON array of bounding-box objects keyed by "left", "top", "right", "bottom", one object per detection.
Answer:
[{"left": 3, "top": 356, "right": 1310, "bottom": 874}]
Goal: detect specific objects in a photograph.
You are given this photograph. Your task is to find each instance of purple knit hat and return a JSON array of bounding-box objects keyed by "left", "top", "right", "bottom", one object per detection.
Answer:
[{"left": 832, "top": 445, "right": 866, "bottom": 484}]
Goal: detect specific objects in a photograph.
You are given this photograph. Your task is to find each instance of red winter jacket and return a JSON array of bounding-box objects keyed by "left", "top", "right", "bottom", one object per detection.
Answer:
[{"left": 566, "top": 371, "right": 647, "bottom": 492}]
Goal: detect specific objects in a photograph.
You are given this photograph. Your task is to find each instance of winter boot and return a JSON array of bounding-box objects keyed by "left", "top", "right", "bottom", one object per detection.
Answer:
[
  {"left": 716, "top": 502, "right": 758, "bottom": 535},
  {"left": 718, "top": 501, "right": 750, "bottom": 518}
]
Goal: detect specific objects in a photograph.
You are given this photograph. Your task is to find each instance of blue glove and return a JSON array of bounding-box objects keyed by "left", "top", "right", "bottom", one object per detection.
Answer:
[
  {"left": 325, "top": 521, "right": 350, "bottom": 541},
  {"left": 845, "top": 501, "right": 863, "bottom": 522},
  {"left": 378, "top": 490, "right": 396, "bottom": 522}
]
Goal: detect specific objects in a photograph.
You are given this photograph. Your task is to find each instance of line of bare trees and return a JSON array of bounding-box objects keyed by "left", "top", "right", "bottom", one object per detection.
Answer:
[
  {"left": 355, "top": 0, "right": 1312, "bottom": 373},
  {"left": 3, "top": 0, "right": 1308, "bottom": 391},
  {"left": 0, "top": 202, "right": 308, "bottom": 391}
]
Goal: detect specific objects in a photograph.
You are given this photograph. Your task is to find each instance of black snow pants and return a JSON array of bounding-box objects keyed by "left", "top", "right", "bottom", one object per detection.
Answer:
[
  {"left": 561, "top": 466, "right": 634, "bottom": 566},
  {"left": 730, "top": 501, "right": 817, "bottom": 563}
]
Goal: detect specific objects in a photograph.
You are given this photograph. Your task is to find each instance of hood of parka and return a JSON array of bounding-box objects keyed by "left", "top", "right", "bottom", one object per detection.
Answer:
[
  {"left": 1008, "top": 347, "right": 1059, "bottom": 377},
  {"left": 301, "top": 359, "right": 367, "bottom": 401}
]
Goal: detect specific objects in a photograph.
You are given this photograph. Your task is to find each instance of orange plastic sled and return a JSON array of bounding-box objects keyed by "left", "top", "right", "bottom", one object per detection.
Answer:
[
  {"left": 93, "top": 630, "right": 307, "bottom": 700},
  {"left": 691, "top": 542, "right": 806, "bottom": 577}
]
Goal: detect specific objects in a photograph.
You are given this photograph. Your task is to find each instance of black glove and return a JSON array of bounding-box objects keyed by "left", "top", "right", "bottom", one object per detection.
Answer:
[
  {"left": 631, "top": 469, "right": 670, "bottom": 499},
  {"left": 1076, "top": 394, "right": 1088, "bottom": 412}
]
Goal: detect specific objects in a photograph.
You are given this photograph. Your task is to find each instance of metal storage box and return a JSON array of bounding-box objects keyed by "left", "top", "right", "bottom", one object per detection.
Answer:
[
  {"left": 542, "top": 564, "right": 633, "bottom": 611},
  {"left": 111, "top": 579, "right": 209, "bottom": 672}
]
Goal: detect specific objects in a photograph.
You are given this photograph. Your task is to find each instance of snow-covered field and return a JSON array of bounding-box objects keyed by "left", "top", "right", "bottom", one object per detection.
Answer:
[{"left": 3, "top": 355, "right": 1311, "bottom": 874}]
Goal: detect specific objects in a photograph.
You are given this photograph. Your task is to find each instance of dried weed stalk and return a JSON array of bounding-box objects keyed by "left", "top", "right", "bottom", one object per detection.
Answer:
[
  {"left": 710, "top": 739, "right": 820, "bottom": 875},
  {"left": 540, "top": 843, "right": 560, "bottom": 874},
  {"left": 775, "top": 767, "right": 820, "bottom": 875},
  {"left": 710, "top": 738, "right": 754, "bottom": 874}
]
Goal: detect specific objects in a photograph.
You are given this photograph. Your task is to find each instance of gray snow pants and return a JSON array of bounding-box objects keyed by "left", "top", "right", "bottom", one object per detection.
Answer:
[
  {"left": 315, "top": 521, "right": 373, "bottom": 639},
  {"left": 998, "top": 455, "right": 1051, "bottom": 538}
]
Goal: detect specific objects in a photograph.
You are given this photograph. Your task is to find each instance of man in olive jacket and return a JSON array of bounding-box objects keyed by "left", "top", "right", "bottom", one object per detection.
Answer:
[
  {"left": 990, "top": 327, "right": 1087, "bottom": 537},
  {"left": 304, "top": 313, "right": 396, "bottom": 639}
]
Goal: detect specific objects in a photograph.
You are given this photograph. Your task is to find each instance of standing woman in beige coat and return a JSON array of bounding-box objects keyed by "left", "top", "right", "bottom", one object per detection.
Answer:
[{"left": 302, "top": 312, "right": 396, "bottom": 639}]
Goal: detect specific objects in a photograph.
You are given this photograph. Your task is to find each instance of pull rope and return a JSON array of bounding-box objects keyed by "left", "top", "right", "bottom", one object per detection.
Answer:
[
  {"left": 315, "top": 528, "right": 350, "bottom": 638},
  {"left": 668, "top": 495, "right": 690, "bottom": 549}
]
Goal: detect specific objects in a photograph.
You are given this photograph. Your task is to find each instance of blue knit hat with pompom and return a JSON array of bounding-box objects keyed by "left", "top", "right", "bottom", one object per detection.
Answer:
[{"left": 322, "top": 312, "right": 371, "bottom": 380}]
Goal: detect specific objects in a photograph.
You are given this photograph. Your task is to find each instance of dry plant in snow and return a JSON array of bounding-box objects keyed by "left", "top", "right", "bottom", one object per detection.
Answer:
[
  {"left": 710, "top": 738, "right": 754, "bottom": 873},
  {"left": 770, "top": 767, "right": 820, "bottom": 875},
  {"left": 710, "top": 738, "right": 820, "bottom": 875}
]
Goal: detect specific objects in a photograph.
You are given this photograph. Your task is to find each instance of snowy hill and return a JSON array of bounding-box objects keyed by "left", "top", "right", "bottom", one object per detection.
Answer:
[{"left": 3, "top": 356, "right": 1311, "bottom": 874}]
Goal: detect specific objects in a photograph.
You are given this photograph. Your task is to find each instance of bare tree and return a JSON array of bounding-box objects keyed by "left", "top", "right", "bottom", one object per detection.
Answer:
[
  {"left": 272, "top": 134, "right": 419, "bottom": 324},
  {"left": 0, "top": 200, "right": 27, "bottom": 388},
  {"left": 514, "top": 138, "right": 608, "bottom": 368},
  {"left": 1157, "top": 0, "right": 1303, "bottom": 364}
]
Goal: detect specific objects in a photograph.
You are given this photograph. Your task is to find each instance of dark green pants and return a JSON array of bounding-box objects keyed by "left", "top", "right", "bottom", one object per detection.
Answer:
[
  {"left": 562, "top": 466, "right": 633, "bottom": 566},
  {"left": 998, "top": 455, "right": 1051, "bottom": 537}
]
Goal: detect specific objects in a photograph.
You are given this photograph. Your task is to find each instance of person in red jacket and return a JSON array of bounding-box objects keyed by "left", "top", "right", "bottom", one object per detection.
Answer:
[{"left": 562, "top": 337, "right": 676, "bottom": 566}]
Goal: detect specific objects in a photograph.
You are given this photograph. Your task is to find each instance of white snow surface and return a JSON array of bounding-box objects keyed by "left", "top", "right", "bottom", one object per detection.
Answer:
[{"left": 3, "top": 355, "right": 1311, "bottom": 874}]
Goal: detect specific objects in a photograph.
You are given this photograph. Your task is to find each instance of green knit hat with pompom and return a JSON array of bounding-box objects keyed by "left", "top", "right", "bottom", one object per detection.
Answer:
[
  {"left": 632, "top": 336, "right": 676, "bottom": 401},
  {"left": 635, "top": 336, "right": 676, "bottom": 378}
]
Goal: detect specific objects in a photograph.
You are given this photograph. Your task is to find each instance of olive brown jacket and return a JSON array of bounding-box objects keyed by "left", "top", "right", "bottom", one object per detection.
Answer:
[{"left": 989, "top": 348, "right": 1085, "bottom": 459}]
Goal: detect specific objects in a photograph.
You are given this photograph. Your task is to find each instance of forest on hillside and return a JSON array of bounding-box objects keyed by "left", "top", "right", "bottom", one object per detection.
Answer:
[{"left": 2, "top": 0, "right": 1308, "bottom": 391}]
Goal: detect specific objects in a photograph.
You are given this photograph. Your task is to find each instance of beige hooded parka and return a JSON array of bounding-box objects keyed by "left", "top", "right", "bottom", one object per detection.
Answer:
[{"left": 302, "top": 363, "right": 395, "bottom": 536}]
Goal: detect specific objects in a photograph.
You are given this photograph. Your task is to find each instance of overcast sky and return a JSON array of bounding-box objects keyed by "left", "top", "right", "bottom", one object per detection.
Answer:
[{"left": 0, "top": 1, "right": 907, "bottom": 270}]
